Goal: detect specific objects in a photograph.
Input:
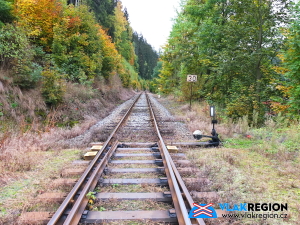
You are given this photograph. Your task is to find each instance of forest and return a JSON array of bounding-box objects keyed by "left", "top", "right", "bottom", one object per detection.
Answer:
[
  {"left": 0, "top": 0, "right": 158, "bottom": 109},
  {"left": 156, "top": 0, "right": 300, "bottom": 124},
  {"left": 1, "top": 0, "right": 300, "bottom": 126}
]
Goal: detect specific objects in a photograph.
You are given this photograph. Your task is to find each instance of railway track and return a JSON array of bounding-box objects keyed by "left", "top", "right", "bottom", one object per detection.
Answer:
[{"left": 20, "top": 93, "right": 215, "bottom": 225}]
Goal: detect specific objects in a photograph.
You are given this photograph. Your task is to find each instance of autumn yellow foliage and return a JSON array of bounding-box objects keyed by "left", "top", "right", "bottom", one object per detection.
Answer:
[{"left": 14, "top": 0, "right": 63, "bottom": 51}]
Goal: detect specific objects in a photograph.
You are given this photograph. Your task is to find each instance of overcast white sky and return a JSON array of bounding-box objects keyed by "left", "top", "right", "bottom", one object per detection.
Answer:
[{"left": 120, "top": 0, "right": 181, "bottom": 51}]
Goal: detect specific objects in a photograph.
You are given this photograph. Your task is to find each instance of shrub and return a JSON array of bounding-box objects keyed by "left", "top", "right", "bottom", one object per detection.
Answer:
[
  {"left": 0, "top": 24, "right": 28, "bottom": 69},
  {"left": 0, "top": 24, "right": 42, "bottom": 88},
  {"left": 52, "top": 5, "right": 102, "bottom": 83},
  {"left": 98, "top": 27, "right": 121, "bottom": 79},
  {"left": 0, "top": 0, "right": 15, "bottom": 27},
  {"left": 118, "top": 58, "right": 140, "bottom": 88},
  {"left": 41, "top": 68, "right": 65, "bottom": 106}
]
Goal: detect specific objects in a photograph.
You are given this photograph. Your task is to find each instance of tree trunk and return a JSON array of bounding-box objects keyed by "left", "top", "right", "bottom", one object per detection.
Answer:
[{"left": 255, "top": 0, "right": 264, "bottom": 103}]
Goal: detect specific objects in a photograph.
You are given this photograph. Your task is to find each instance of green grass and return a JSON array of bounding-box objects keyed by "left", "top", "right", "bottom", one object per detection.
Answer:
[
  {"left": 224, "top": 124, "right": 300, "bottom": 155},
  {"left": 224, "top": 137, "right": 263, "bottom": 149},
  {"left": 0, "top": 179, "right": 32, "bottom": 203},
  {"left": 0, "top": 149, "right": 82, "bottom": 220}
]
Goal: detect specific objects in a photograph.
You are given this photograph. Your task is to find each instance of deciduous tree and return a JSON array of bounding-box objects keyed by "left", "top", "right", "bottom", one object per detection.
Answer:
[
  {"left": 15, "top": 0, "right": 63, "bottom": 51},
  {"left": 283, "top": 3, "right": 300, "bottom": 116},
  {"left": 52, "top": 5, "right": 102, "bottom": 83},
  {"left": 159, "top": 0, "right": 291, "bottom": 121}
]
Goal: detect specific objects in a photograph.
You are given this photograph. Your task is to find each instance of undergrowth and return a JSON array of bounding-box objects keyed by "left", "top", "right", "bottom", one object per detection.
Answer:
[
  {"left": 0, "top": 80, "right": 135, "bottom": 185},
  {"left": 157, "top": 94, "right": 300, "bottom": 224}
]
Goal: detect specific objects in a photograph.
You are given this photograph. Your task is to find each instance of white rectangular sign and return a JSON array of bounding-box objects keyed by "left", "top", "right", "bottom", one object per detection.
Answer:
[{"left": 187, "top": 75, "right": 197, "bottom": 82}]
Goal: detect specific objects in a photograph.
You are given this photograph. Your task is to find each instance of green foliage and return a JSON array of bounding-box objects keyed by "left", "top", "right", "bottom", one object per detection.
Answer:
[
  {"left": 157, "top": 60, "right": 177, "bottom": 94},
  {"left": 119, "top": 58, "right": 138, "bottom": 88},
  {"left": 87, "top": 0, "right": 118, "bottom": 38},
  {"left": 283, "top": 3, "right": 300, "bottom": 116},
  {"left": 152, "top": 61, "right": 162, "bottom": 78},
  {"left": 52, "top": 5, "right": 102, "bottom": 83},
  {"left": 0, "top": 0, "right": 15, "bottom": 27},
  {"left": 41, "top": 68, "right": 65, "bottom": 106},
  {"left": 98, "top": 27, "right": 121, "bottom": 79},
  {"left": 0, "top": 24, "right": 28, "bottom": 66},
  {"left": 158, "top": 0, "right": 291, "bottom": 122},
  {"left": 0, "top": 103, "right": 3, "bottom": 116},
  {"left": 0, "top": 24, "right": 41, "bottom": 88},
  {"left": 112, "top": 183, "right": 119, "bottom": 188},
  {"left": 12, "top": 61, "right": 43, "bottom": 89},
  {"left": 98, "top": 206, "right": 106, "bottom": 211},
  {"left": 112, "top": 1, "right": 135, "bottom": 65},
  {"left": 86, "top": 191, "right": 96, "bottom": 200},
  {"left": 0, "top": 0, "right": 155, "bottom": 114},
  {"left": 133, "top": 32, "right": 159, "bottom": 80}
]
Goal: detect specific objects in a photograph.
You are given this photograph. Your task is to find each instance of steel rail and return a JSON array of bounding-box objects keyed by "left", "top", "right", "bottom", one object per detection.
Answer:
[
  {"left": 158, "top": 141, "right": 186, "bottom": 225},
  {"left": 146, "top": 93, "right": 193, "bottom": 225},
  {"left": 64, "top": 140, "right": 119, "bottom": 224},
  {"left": 168, "top": 152, "right": 206, "bottom": 225},
  {"left": 48, "top": 93, "right": 142, "bottom": 225}
]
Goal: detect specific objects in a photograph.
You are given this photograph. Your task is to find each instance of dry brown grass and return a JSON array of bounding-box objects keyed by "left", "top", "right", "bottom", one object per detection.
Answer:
[
  {"left": 157, "top": 96, "right": 253, "bottom": 139},
  {"left": 0, "top": 78, "right": 135, "bottom": 132},
  {"left": 0, "top": 74, "right": 135, "bottom": 224},
  {"left": 0, "top": 84, "right": 46, "bottom": 127},
  {"left": 0, "top": 80, "right": 135, "bottom": 177},
  {"left": 0, "top": 119, "right": 96, "bottom": 186},
  {"left": 154, "top": 95, "right": 300, "bottom": 224},
  {"left": 0, "top": 80, "right": 136, "bottom": 224},
  {"left": 183, "top": 146, "right": 300, "bottom": 224},
  {"left": 0, "top": 81, "right": 134, "bottom": 224},
  {"left": 0, "top": 149, "right": 82, "bottom": 224}
]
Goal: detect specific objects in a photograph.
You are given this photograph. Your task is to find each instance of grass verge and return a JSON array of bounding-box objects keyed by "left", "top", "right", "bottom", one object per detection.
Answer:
[
  {"left": 157, "top": 94, "right": 300, "bottom": 225},
  {"left": 0, "top": 149, "right": 82, "bottom": 224}
]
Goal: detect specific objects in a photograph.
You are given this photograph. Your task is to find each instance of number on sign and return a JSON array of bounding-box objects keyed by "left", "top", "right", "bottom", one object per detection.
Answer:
[{"left": 187, "top": 75, "right": 197, "bottom": 82}]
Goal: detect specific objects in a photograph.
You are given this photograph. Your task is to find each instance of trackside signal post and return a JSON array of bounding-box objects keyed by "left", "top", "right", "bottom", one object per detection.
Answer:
[
  {"left": 209, "top": 106, "right": 219, "bottom": 144},
  {"left": 187, "top": 75, "right": 197, "bottom": 110},
  {"left": 193, "top": 105, "right": 220, "bottom": 146}
]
